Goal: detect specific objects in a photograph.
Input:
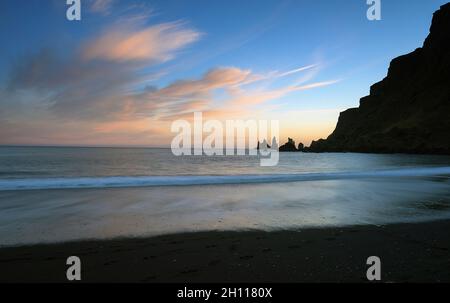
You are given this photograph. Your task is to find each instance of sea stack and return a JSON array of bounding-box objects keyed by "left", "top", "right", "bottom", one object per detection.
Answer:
[{"left": 279, "top": 138, "right": 298, "bottom": 152}]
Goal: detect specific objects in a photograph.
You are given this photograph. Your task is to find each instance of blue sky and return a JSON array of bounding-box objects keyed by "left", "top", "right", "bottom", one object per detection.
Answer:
[{"left": 0, "top": 0, "right": 448, "bottom": 146}]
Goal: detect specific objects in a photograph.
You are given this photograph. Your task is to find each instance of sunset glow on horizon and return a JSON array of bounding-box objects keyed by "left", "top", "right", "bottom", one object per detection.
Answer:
[{"left": 0, "top": 0, "right": 447, "bottom": 147}]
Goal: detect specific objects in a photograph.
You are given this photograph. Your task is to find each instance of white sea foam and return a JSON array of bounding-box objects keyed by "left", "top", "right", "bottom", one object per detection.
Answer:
[{"left": 1, "top": 166, "right": 449, "bottom": 191}]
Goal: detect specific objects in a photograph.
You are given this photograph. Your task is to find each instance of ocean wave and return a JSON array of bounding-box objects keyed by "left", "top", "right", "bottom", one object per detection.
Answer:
[{"left": 0, "top": 166, "right": 449, "bottom": 191}]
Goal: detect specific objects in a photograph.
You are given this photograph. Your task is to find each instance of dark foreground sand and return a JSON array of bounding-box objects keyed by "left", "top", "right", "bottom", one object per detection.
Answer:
[{"left": 1, "top": 220, "right": 449, "bottom": 283}]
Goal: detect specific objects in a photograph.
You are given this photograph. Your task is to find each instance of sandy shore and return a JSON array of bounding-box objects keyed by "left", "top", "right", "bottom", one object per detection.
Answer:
[{"left": 1, "top": 220, "right": 449, "bottom": 283}]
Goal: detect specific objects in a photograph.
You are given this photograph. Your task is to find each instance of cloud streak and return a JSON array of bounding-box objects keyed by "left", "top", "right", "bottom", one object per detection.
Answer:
[
  {"left": 139, "top": 65, "right": 339, "bottom": 123},
  {"left": 89, "top": 0, "right": 115, "bottom": 15},
  {"left": 83, "top": 22, "right": 201, "bottom": 63},
  {"left": 0, "top": 6, "right": 339, "bottom": 146}
]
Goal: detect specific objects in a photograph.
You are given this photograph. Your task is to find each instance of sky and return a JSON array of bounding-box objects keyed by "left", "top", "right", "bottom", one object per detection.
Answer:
[{"left": 0, "top": 0, "right": 448, "bottom": 147}]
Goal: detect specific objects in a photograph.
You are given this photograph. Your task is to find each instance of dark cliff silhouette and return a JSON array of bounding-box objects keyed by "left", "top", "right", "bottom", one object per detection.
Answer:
[{"left": 306, "top": 3, "right": 450, "bottom": 154}]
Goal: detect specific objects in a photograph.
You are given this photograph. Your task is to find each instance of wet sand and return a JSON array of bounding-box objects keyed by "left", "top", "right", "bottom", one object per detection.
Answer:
[{"left": 1, "top": 220, "right": 450, "bottom": 283}]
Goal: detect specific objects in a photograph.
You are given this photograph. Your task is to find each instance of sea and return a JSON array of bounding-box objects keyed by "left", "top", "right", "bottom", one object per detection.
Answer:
[{"left": 1, "top": 146, "right": 450, "bottom": 246}]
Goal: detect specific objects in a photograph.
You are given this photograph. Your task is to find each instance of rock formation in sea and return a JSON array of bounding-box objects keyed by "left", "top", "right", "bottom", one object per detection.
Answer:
[
  {"left": 257, "top": 139, "right": 271, "bottom": 150},
  {"left": 307, "top": 3, "right": 450, "bottom": 154},
  {"left": 279, "top": 138, "right": 298, "bottom": 152}
]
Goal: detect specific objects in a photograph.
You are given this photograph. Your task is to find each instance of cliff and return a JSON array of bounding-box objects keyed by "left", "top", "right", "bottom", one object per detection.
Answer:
[{"left": 307, "top": 3, "right": 450, "bottom": 154}]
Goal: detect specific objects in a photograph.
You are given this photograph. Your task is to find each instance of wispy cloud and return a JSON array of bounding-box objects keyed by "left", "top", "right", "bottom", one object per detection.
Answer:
[
  {"left": 89, "top": 0, "right": 115, "bottom": 15},
  {"left": 83, "top": 21, "right": 201, "bottom": 63},
  {"left": 0, "top": 4, "right": 339, "bottom": 146},
  {"left": 6, "top": 12, "right": 202, "bottom": 119},
  {"left": 143, "top": 65, "right": 339, "bottom": 122},
  {"left": 274, "top": 64, "right": 318, "bottom": 78}
]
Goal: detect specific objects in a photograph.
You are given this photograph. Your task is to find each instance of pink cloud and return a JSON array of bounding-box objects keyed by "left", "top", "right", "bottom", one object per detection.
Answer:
[{"left": 83, "top": 22, "right": 201, "bottom": 63}]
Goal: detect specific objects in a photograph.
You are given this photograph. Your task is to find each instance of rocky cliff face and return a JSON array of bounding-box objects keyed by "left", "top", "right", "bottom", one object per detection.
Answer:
[{"left": 307, "top": 3, "right": 450, "bottom": 154}]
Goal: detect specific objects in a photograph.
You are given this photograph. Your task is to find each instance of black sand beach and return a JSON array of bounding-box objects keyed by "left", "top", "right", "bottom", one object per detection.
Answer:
[{"left": 1, "top": 220, "right": 449, "bottom": 283}]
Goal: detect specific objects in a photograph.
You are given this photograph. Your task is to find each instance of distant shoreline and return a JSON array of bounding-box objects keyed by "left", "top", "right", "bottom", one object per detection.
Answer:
[
  {"left": 2, "top": 145, "right": 450, "bottom": 156},
  {"left": 0, "top": 145, "right": 169, "bottom": 149},
  {"left": 1, "top": 219, "right": 449, "bottom": 283}
]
